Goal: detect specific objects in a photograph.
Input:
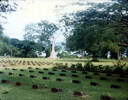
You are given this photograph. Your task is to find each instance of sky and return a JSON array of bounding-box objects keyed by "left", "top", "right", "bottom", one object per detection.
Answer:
[{"left": 1, "top": 0, "right": 108, "bottom": 43}]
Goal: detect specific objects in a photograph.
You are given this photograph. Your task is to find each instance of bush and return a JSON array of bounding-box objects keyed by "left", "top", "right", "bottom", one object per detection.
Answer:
[
  {"left": 84, "top": 61, "right": 93, "bottom": 71},
  {"left": 55, "top": 63, "right": 64, "bottom": 69},
  {"left": 114, "top": 67, "right": 124, "bottom": 74},
  {"left": 98, "top": 65, "right": 104, "bottom": 72},
  {"left": 113, "top": 61, "right": 126, "bottom": 74},
  {"left": 104, "top": 66, "right": 113, "bottom": 73},
  {"left": 76, "top": 63, "right": 83, "bottom": 71},
  {"left": 71, "top": 64, "right": 76, "bottom": 69},
  {"left": 54, "top": 60, "right": 127, "bottom": 74},
  {"left": 125, "top": 67, "right": 128, "bottom": 74},
  {"left": 63, "top": 63, "right": 68, "bottom": 69},
  {"left": 90, "top": 65, "right": 98, "bottom": 72},
  {"left": 55, "top": 63, "right": 68, "bottom": 69}
]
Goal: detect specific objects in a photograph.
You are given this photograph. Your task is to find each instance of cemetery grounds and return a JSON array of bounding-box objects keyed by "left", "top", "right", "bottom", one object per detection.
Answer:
[{"left": 0, "top": 58, "right": 127, "bottom": 100}]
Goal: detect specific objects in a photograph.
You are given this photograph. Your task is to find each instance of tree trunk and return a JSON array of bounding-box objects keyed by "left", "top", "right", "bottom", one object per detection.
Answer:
[{"left": 92, "top": 52, "right": 99, "bottom": 62}]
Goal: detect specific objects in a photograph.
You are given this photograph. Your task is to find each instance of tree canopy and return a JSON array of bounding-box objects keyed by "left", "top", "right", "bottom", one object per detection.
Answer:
[
  {"left": 0, "top": 0, "right": 128, "bottom": 59},
  {"left": 24, "top": 20, "right": 58, "bottom": 57},
  {"left": 0, "top": 24, "right": 43, "bottom": 57},
  {"left": 65, "top": 0, "right": 128, "bottom": 60}
]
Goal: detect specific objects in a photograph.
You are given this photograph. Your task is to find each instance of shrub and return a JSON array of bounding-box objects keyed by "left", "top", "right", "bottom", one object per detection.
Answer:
[
  {"left": 54, "top": 60, "right": 127, "bottom": 74},
  {"left": 55, "top": 63, "right": 65, "bottom": 69},
  {"left": 104, "top": 66, "right": 113, "bottom": 73},
  {"left": 113, "top": 61, "right": 126, "bottom": 74},
  {"left": 125, "top": 67, "right": 128, "bottom": 74},
  {"left": 114, "top": 67, "right": 124, "bottom": 74},
  {"left": 71, "top": 64, "right": 76, "bottom": 69},
  {"left": 91, "top": 65, "right": 99, "bottom": 72},
  {"left": 63, "top": 63, "right": 68, "bottom": 69},
  {"left": 76, "top": 63, "right": 83, "bottom": 70},
  {"left": 98, "top": 65, "right": 104, "bottom": 72},
  {"left": 84, "top": 61, "right": 93, "bottom": 71}
]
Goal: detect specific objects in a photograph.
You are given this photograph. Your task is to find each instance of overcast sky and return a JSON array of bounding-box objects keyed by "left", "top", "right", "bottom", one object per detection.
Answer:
[{"left": 1, "top": 0, "right": 108, "bottom": 43}]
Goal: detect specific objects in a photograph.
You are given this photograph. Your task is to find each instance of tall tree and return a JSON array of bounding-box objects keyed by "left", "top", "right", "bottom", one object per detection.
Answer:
[
  {"left": 64, "top": 0, "right": 128, "bottom": 60},
  {"left": 10, "top": 39, "right": 43, "bottom": 57},
  {"left": 0, "top": 25, "right": 3, "bottom": 36},
  {"left": 0, "top": 0, "right": 17, "bottom": 17}
]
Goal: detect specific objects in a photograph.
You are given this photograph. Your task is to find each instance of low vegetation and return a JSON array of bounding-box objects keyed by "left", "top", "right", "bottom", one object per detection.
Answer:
[{"left": 0, "top": 64, "right": 127, "bottom": 100}]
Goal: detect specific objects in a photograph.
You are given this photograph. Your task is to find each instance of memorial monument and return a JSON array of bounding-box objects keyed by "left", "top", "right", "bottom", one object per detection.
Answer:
[
  {"left": 49, "top": 36, "right": 58, "bottom": 59},
  {"left": 107, "top": 51, "right": 111, "bottom": 59}
]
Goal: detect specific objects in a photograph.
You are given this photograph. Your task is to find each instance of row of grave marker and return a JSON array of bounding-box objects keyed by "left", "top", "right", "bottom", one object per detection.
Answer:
[
  {"left": 1, "top": 67, "right": 127, "bottom": 83},
  {"left": 0, "top": 79, "right": 124, "bottom": 100},
  {"left": 11, "top": 67, "right": 128, "bottom": 78},
  {"left": 0, "top": 71, "right": 123, "bottom": 89},
  {"left": 0, "top": 68, "right": 127, "bottom": 100},
  {"left": 3, "top": 67, "right": 128, "bottom": 81},
  {"left": 0, "top": 60, "right": 58, "bottom": 66},
  {"left": 0, "top": 78, "right": 121, "bottom": 89},
  {"left": 0, "top": 69, "right": 126, "bottom": 82}
]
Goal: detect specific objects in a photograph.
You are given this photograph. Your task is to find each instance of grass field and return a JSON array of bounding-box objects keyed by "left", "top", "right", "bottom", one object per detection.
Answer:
[
  {"left": 1, "top": 57, "right": 127, "bottom": 67},
  {"left": 0, "top": 58, "right": 128, "bottom": 100}
]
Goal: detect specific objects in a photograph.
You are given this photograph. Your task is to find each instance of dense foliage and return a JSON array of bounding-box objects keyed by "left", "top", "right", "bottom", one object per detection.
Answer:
[
  {"left": 55, "top": 61, "right": 128, "bottom": 75},
  {"left": 0, "top": 25, "right": 43, "bottom": 57},
  {"left": 0, "top": 0, "right": 17, "bottom": 17},
  {"left": 0, "top": 0, "right": 128, "bottom": 59},
  {"left": 64, "top": 0, "right": 128, "bottom": 60}
]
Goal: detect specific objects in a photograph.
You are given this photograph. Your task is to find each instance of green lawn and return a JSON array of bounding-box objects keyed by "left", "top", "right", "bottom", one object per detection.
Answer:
[
  {"left": 0, "top": 58, "right": 127, "bottom": 100},
  {"left": 0, "top": 67, "right": 128, "bottom": 100}
]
